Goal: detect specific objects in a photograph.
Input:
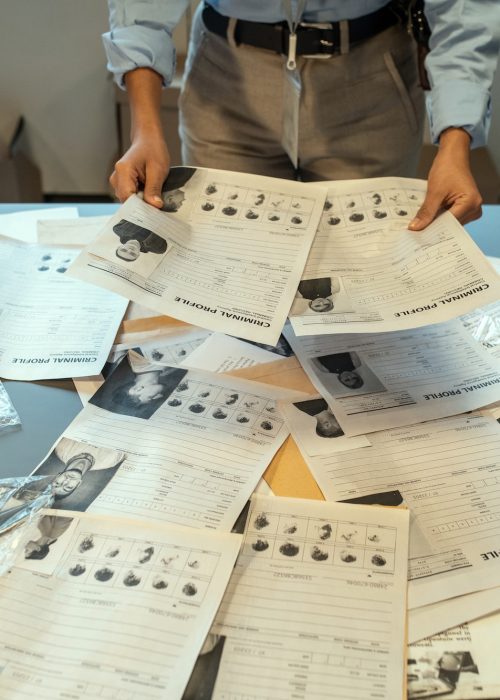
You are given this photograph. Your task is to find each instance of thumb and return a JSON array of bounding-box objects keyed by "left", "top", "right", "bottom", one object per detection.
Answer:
[
  {"left": 144, "top": 165, "right": 167, "bottom": 209},
  {"left": 408, "top": 191, "right": 442, "bottom": 231}
]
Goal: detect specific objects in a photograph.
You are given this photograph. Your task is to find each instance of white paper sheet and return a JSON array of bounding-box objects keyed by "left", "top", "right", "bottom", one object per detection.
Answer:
[
  {"left": 300, "top": 413, "right": 500, "bottom": 609},
  {"left": 0, "top": 207, "right": 78, "bottom": 243},
  {"left": 291, "top": 177, "right": 500, "bottom": 334},
  {"left": 408, "top": 586, "right": 500, "bottom": 644},
  {"left": 284, "top": 321, "right": 500, "bottom": 435},
  {"left": 0, "top": 509, "right": 241, "bottom": 700},
  {"left": 0, "top": 237, "right": 128, "bottom": 380},
  {"left": 37, "top": 215, "right": 110, "bottom": 246},
  {"left": 31, "top": 355, "right": 305, "bottom": 532},
  {"left": 213, "top": 495, "right": 409, "bottom": 700},
  {"left": 278, "top": 393, "right": 370, "bottom": 456},
  {"left": 68, "top": 167, "right": 327, "bottom": 344},
  {"left": 181, "top": 332, "right": 285, "bottom": 372},
  {"left": 408, "top": 616, "right": 500, "bottom": 699}
]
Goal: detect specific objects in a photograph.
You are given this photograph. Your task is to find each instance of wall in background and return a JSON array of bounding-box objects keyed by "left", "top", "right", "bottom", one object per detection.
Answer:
[{"left": 0, "top": 2, "right": 498, "bottom": 195}]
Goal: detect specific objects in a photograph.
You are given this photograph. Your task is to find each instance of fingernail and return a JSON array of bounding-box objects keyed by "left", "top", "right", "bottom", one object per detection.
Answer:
[
  {"left": 153, "top": 196, "right": 163, "bottom": 205},
  {"left": 408, "top": 218, "right": 420, "bottom": 230}
]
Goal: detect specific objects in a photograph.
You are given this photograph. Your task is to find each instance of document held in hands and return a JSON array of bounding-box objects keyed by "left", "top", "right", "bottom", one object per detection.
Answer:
[
  {"left": 291, "top": 177, "right": 500, "bottom": 335},
  {"left": 69, "top": 167, "right": 327, "bottom": 345}
]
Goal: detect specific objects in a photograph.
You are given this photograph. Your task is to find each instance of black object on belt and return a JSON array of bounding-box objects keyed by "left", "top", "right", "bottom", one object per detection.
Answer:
[{"left": 202, "top": 2, "right": 400, "bottom": 56}]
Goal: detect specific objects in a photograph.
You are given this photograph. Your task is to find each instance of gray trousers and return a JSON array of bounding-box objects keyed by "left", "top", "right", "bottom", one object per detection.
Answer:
[{"left": 179, "top": 5, "right": 425, "bottom": 181}]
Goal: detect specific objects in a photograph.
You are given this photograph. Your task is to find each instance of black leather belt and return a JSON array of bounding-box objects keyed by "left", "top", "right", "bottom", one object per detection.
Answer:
[{"left": 202, "top": 2, "right": 400, "bottom": 57}]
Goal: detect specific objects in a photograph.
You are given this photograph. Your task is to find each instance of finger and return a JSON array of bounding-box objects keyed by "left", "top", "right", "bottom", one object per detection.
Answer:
[
  {"left": 449, "top": 200, "right": 482, "bottom": 225},
  {"left": 144, "top": 164, "right": 168, "bottom": 208},
  {"left": 408, "top": 192, "right": 443, "bottom": 231},
  {"left": 111, "top": 164, "right": 138, "bottom": 203}
]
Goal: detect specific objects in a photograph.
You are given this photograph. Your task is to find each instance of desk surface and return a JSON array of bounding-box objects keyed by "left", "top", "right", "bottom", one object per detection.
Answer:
[{"left": 0, "top": 203, "right": 499, "bottom": 479}]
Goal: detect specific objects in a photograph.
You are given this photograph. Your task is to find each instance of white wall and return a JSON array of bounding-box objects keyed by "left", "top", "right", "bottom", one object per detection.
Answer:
[{"left": 0, "top": 2, "right": 498, "bottom": 194}]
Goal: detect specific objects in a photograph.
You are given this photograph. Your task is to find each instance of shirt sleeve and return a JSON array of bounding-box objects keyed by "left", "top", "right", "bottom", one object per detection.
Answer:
[
  {"left": 102, "top": 0, "right": 191, "bottom": 89},
  {"left": 424, "top": 0, "right": 500, "bottom": 148}
]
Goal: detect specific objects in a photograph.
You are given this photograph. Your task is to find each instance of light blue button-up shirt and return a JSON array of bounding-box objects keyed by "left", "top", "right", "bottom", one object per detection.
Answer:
[{"left": 103, "top": 1, "right": 500, "bottom": 148}]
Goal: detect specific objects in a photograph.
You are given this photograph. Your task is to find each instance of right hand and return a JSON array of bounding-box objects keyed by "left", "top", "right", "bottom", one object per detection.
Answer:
[{"left": 109, "top": 134, "right": 171, "bottom": 207}]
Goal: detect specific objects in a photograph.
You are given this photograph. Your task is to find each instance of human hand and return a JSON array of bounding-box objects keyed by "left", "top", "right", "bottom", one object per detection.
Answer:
[
  {"left": 408, "top": 128, "right": 482, "bottom": 230},
  {"left": 109, "top": 133, "right": 171, "bottom": 207}
]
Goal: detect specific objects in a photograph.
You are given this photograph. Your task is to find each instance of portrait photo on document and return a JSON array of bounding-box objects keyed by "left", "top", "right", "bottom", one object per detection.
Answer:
[
  {"left": 89, "top": 354, "right": 188, "bottom": 420},
  {"left": 292, "top": 397, "right": 344, "bottom": 440},
  {"left": 87, "top": 218, "right": 172, "bottom": 278},
  {"left": 18, "top": 513, "right": 77, "bottom": 575},
  {"left": 290, "top": 277, "right": 354, "bottom": 316},
  {"left": 311, "top": 351, "right": 387, "bottom": 398},
  {"left": 160, "top": 165, "right": 199, "bottom": 217},
  {"left": 31, "top": 437, "right": 126, "bottom": 512}
]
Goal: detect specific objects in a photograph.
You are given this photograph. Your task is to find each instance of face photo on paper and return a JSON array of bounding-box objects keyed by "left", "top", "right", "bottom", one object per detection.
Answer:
[
  {"left": 88, "top": 218, "right": 171, "bottom": 278},
  {"left": 89, "top": 354, "right": 188, "bottom": 420},
  {"left": 311, "top": 351, "right": 387, "bottom": 398},
  {"left": 160, "top": 166, "right": 200, "bottom": 217},
  {"left": 18, "top": 513, "right": 77, "bottom": 575},
  {"left": 290, "top": 277, "right": 354, "bottom": 316},
  {"left": 31, "top": 437, "right": 126, "bottom": 512}
]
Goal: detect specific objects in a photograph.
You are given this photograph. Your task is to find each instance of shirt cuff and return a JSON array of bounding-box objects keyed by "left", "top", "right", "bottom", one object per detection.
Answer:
[
  {"left": 425, "top": 78, "right": 491, "bottom": 149},
  {"left": 102, "top": 26, "right": 176, "bottom": 89}
]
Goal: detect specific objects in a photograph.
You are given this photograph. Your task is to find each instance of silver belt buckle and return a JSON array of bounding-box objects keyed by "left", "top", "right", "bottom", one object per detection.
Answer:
[{"left": 299, "top": 22, "right": 334, "bottom": 59}]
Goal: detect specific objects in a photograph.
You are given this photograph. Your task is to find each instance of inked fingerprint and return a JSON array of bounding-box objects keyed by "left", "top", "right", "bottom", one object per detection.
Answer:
[
  {"left": 168, "top": 398, "right": 182, "bottom": 407},
  {"left": 254, "top": 194, "right": 265, "bottom": 206},
  {"left": 254, "top": 513, "right": 269, "bottom": 530},
  {"left": 319, "top": 524, "right": 332, "bottom": 540},
  {"left": 311, "top": 546, "right": 328, "bottom": 562},
  {"left": 78, "top": 535, "right": 94, "bottom": 553},
  {"left": 105, "top": 547, "right": 120, "bottom": 558},
  {"left": 182, "top": 583, "right": 197, "bottom": 596},
  {"left": 328, "top": 216, "right": 341, "bottom": 226},
  {"left": 268, "top": 214, "right": 280, "bottom": 222},
  {"left": 222, "top": 206, "right": 238, "bottom": 216},
  {"left": 349, "top": 213, "right": 364, "bottom": 222},
  {"left": 201, "top": 201, "right": 215, "bottom": 211},
  {"left": 341, "top": 531, "right": 357, "bottom": 542},
  {"left": 246, "top": 210, "right": 259, "bottom": 220},
  {"left": 56, "top": 267, "right": 67, "bottom": 273},
  {"left": 346, "top": 200, "right": 356, "bottom": 209},
  {"left": 395, "top": 209, "right": 408, "bottom": 216},
  {"left": 189, "top": 403, "right": 206, "bottom": 414},
  {"left": 368, "top": 534, "right": 380, "bottom": 543},
  {"left": 205, "top": 184, "right": 217, "bottom": 195},
  {"left": 373, "top": 210, "right": 387, "bottom": 219},
  {"left": 139, "top": 546, "right": 154, "bottom": 564},
  {"left": 38, "top": 266, "right": 49, "bottom": 271},
  {"left": 176, "top": 382, "right": 189, "bottom": 392},
  {"left": 94, "top": 567, "right": 114, "bottom": 582},
  {"left": 372, "top": 193, "right": 382, "bottom": 205},
  {"left": 251, "top": 539, "right": 269, "bottom": 552},
  {"left": 291, "top": 216, "right": 302, "bottom": 225},
  {"left": 199, "top": 391, "right": 210, "bottom": 398},
  {"left": 161, "top": 554, "right": 178, "bottom": 567},
  {"left": 212, "top": 408, "right": 227, "bottom": 419},
  {"left": 340, "top": 551, "right": 357, "bottom": 563},
  {"left": 151, "top": 350, "right": 164, "bottom": 361},
  {"left": 225, "top": 393, "right": 239, "bottom": 405},
  {"left": 236, "top": 414, "right": 250, "bottom": 423},
  {"left": 152, "top": 577, "right": 168, "bottom": 590},
  {"left": 69, "top": 564, "right": 86, "bottom": 576},
  {"left": 371, "top": 554, "right": 387, "bottom": 567},
  {"left": 279, "top": 543, "right": 300, "bottom": 557},
  {"left": 283, "top": 525, "right": 297, "bottom": 534},
  {"left": 188, "top": 560, "right": 199, "bottom": 569},
  {"left": 324, "top": 199, "right": 333, "bottom": 211},
  {"left": 123, "top": 572, "right": 141, "bottom": 587},
  {"left": 260, "top": 420, "right": 273, "bottom": 431},
  {"left": 177, "top": 349, "right": 187, "bottom": 357},
  {"left": 42, "top": 254, "right": 52, "bottom": 261},
  {"left": 228, "top": 193, "right": 238, "bottom": 200}
]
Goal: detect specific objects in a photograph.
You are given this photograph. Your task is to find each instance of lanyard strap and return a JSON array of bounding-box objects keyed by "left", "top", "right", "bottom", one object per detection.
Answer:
[{"left": 283, "top": 0, "right": 307, "bottom": 69}]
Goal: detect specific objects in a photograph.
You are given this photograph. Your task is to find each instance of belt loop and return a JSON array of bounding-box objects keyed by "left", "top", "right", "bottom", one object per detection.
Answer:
[
  {"left": 226, "top": 17, "right": 238, "bottom": 48},
  {"left": 339, "top": 19, "right": 350, "bottom": 55}
]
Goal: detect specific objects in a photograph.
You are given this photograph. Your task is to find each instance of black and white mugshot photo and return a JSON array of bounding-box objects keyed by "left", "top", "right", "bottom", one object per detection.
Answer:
[
  {"left": 31, "top": 437, "right": 126, "bottom": 512},
  {"left": 290, "top": 277, "right": 354, "bottom": 316},
  {"left": 161, "top": 166, "right": 199, "bottom": 214},
  {"left": 293, "top": 398, "right": 344, "bottom": 439},
  {"left": 88, "top": 216, "right": 171, "bottom": 278},
  {"left": 89, "top": 354, "right": 188, "bottom": 420},
  {"left": 23, "top": 514, "right": 74, "bottom": 561},
  {"left": 311, "top": 351, "right": 387, "bottom": 398}
]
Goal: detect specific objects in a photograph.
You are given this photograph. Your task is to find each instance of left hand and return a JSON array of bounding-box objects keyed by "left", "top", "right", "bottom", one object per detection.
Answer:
[{"left": 408, "top": 128, "right": 483, "bottom": 230}]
